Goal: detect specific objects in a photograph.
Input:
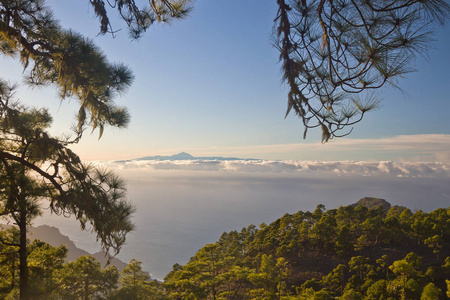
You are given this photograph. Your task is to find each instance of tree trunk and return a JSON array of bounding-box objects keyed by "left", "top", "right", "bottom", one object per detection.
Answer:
[
  {"left": 18, "top": 209, "right": 28, "bottom": 300},
  {"left": 84, "top": 278, "right": 89, "bottom": 300}
]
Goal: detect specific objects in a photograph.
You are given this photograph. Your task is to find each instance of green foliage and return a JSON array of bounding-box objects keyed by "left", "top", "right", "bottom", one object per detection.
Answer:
[
  {"left": 26, "top": 240, "right": 68, "bottom": 298},
  {"left": 446, "top": 280, "right": 450, "bottom": 298},
  {"left": 0, "top": 239, "right": 153, "bottom": 300},
  {"left": 0, "top": 82, "right": 134, "bottom": 299},
  {"left": 55, "top": 255, "right": 119, "bottom": 300},
  {"left": 2, "top": 202, "right": 449, "bottom": 299},
  {"left": 248, "top": 254, "right": 292, "bottom": 299},
  {"left": 0, "top": 228, "right": 20, "bottom": 297},
  {"left": 420, "top": 283, "right": 441, "bottom": 300},
  {"left": 0, "top": 0, "right": 134, "bottom": 137},
  {"left": 110, "top": 259, "right": 166, "bottom": 300},
  {"left": 341, "top": 288, "right": 363, "bottom": 300},
  {"left": 1, "top": 4, "right": 139, "bottom": 298},
  {"left": 0, "top": 235, "right": 67, "bottom": 299},
  {"left": 164, "top": 228, "right": 255, "bottom": 299},
  {"left": 164, "top": 204, "right": 450, "bottom": 299},
  {"left": 365, "top": 279, "right": 388, "bottom": 300},
  {"left": 0, "top": 85, "right": 135, "bottom": 255}
]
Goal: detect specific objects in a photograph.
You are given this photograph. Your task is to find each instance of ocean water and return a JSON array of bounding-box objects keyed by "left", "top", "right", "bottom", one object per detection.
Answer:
[{"left": 35, "top": 162, "right": 450, "bottom": 280}]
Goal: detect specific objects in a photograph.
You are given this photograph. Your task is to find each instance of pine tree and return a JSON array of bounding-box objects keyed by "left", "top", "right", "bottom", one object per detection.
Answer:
[
  {"left": 0, "top": 82, "right": 134, "bottom": 299},
  {"left": 274, "top": 0, "right": 450, "bottom": 141},
  {"left": 55, "top": 255, "right": 119, "bottom": 300}
]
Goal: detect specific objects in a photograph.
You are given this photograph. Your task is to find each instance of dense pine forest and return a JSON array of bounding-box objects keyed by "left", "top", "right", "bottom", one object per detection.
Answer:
[
  {"left": 1, "top": 198, "right": 449, "bottom": 299},
  {"left": 164, "top": 198, "right": 450, "bottom": 299}
]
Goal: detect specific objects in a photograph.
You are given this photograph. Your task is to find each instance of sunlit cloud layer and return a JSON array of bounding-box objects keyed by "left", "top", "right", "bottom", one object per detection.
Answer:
[{"left": 97, "top": 159, "right": 449, "bottom": 178}]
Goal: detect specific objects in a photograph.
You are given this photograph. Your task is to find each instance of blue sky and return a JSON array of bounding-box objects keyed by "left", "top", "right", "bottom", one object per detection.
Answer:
[{"left": 2, "top": 0, "right": 450, "bottom": 161}]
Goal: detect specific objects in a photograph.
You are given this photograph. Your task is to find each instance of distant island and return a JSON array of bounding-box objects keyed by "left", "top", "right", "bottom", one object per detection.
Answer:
[{"left": 119, "top": 152, "right": 259, "bottom": 162}]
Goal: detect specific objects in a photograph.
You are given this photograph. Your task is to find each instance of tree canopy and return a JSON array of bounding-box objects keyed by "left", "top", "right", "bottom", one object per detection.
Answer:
[
  {"left": 0, "top": 0, "right": 136, "bottom": 139},
  {"left": 88, "top": 0, "right": 193, "bottom": 38},
  {"left": 0, "top": 81, "right": 135, "bottom": 255},
  {"left": 274, "top": 0, "right": 450, "bottom": 141},
  {"left": 0, "top": 1, "right": 148, "bottom": 298},
  {"left": 0, "top": 81, "right": 135, "bottom": 299},
  {"left": 164, "top": 203, "right": 450, "bottom": 299},
  {"left": 0, "top": 235, "right": 163, "bottom": 300},
  {"left": 56, "top": 255, "right": 119, "bottom": 300}
]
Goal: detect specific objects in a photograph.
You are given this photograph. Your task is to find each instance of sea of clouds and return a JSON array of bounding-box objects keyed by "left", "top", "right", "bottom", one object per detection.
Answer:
[
  {"left": 98, "top": 159, "right": 450, "bottom": 178},
  {"left": 36, "top": 158, "right": 449, "bottom": 280}
]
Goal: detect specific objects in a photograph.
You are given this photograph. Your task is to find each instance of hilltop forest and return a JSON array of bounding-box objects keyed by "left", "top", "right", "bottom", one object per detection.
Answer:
[{"left": 1, "top": 198, "right": 449, "bottom": 299}]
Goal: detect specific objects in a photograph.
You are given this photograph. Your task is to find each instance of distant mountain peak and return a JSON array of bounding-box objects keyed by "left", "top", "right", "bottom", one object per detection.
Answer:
[
  {"left": 172, "top": 152, "right": 194, "bottom": 159},
  {"left": 353, "top": 197, "right": 391, "bottom": 211},
  {"left": 132, "top": 152, "right": 258, "bottom": 161},
  {"left": 351, "top": 197, "right": 408, "bottom": 216}
]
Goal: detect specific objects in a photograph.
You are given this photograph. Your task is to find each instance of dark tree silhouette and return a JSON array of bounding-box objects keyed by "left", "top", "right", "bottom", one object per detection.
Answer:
[
  {"left": 274, "top": 0, "right": 449, "bottom": 141},
  {"left": 0, "top": 81, "right": 134, "bottom": 300}
]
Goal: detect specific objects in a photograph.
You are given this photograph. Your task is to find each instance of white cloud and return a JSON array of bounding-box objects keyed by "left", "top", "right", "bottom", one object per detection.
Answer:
[
  {"left": 97, "top": 159, "right": 449, "bottom": 178},
  {"left": 91, "top": 134, "right": 450, "bottom": 178}
]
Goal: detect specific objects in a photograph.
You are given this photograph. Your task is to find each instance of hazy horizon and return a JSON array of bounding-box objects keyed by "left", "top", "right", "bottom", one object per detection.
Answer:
[{"left": 33, "top": 158, "right": 450, "bottom": 280}]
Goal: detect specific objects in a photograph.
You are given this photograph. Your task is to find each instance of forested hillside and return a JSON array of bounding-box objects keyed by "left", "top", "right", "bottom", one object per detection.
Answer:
[
  {"left": 0, "top": 230, "right": 164, "bottom": 299},
  {"left": 1, "top": 199, "right": 449, "bottom": 299},
  {"left": 164, "top": 199, "right": 450, "bottom": 299}
]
